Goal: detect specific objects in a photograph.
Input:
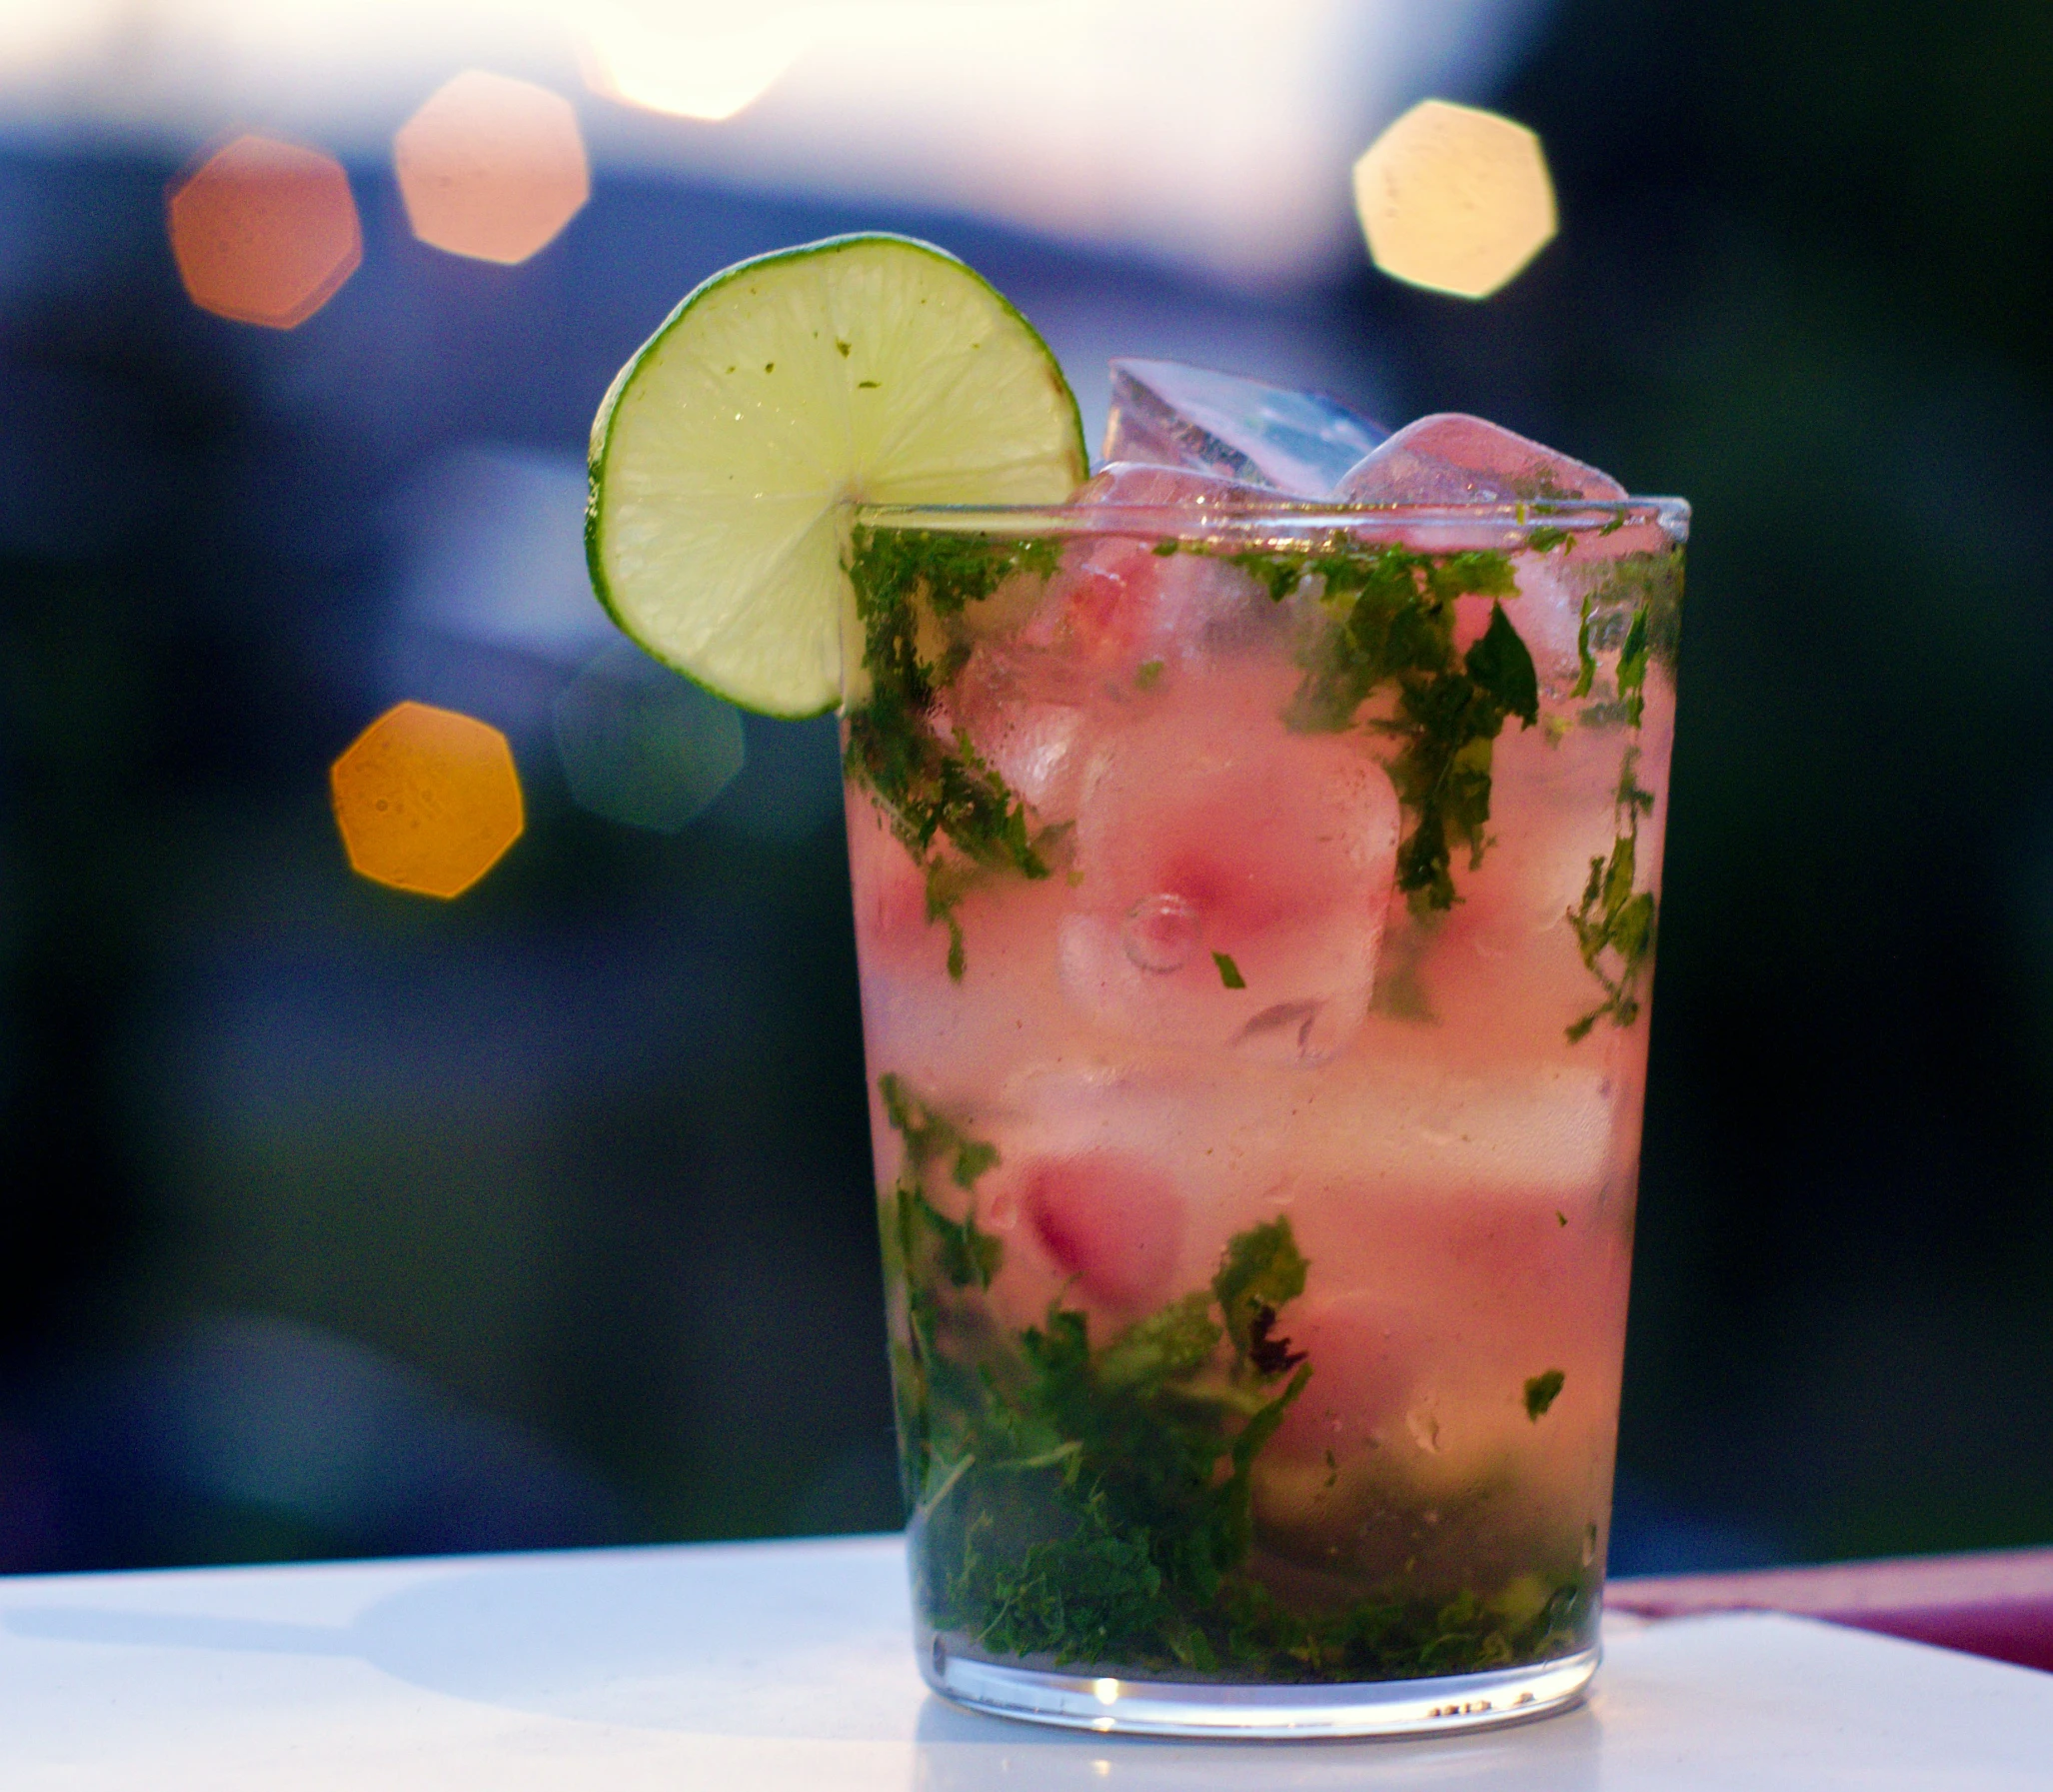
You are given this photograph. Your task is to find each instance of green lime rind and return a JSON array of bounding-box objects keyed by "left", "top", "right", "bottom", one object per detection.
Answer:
[{"left": 587, "top": 233, "right": 1088, "bottom": 719}]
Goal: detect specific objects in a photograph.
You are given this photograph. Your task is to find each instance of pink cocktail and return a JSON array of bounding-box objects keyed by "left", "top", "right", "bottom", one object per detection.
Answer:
[{"left": 841, "top": 419, "right": 1686, "bottom": 1736}]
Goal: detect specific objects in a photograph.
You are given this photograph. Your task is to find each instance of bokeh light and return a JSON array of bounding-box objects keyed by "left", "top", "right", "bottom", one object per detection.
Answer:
[
  {"left": 166, "top": 134, "right": 362, "bottom": 328},
  {"left": 393, "top": 71, "right": 591, "bottom": 266},
  {"left": 579, "top": 6, "right": 809, "bottom": 122},
  {"left": 553, "top": 644, "right": 746, "bottom": 834},
  {"left": 331, "top": 701, "right": 525, "bottom": 898},
  {"left": 1352, "top": 98, "right": 1556, "bottom": 300}
]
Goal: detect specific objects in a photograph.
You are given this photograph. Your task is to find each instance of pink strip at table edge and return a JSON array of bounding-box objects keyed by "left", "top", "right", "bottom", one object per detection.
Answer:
[{"left": 1608, "top": 1545, "right": 2053, "bottom": 1674}]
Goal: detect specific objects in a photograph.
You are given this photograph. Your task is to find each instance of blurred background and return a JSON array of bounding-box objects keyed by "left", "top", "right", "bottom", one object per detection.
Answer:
[{"left": 1, "top": 0, "right": 2048, "bottom": 1578}]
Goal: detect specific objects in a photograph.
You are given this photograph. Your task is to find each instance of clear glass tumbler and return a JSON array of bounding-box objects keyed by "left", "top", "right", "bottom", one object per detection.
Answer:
[{"left": 839, "top": 495, "right": 1687, "bottom": 1737}]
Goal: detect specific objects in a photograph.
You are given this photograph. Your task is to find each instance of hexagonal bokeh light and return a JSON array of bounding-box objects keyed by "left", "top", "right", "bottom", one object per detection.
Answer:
[
  {"left": 1352, "top": 99, "right": 1556, "bottom": 300},
  {"left": 331, "top": 701, "right": 525, "bottom": 898},
  {"left": 167, "top": 134, "right": 362, "bottom": 328},
  {"left": 394, "top": 71, "right": 591, "bottom": 266},
  {"left": 553, "top": 643, "right": 745, "bottom": 834}
]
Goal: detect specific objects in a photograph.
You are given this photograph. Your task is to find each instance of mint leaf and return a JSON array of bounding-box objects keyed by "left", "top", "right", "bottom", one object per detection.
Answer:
[
  {"left": 1615, "top": 603, "right": 1650, "bottom": 727},
  {"left": 1464, "top": 602, "right": 1540, "bottom": 728},
  {"left": 1426, "top": 550, "right": 1518, "bottom": 603},
  {"left": 1565, "top": 746, "right": 1659, "bottom": 1041},
  {"left": 1097, "top": 1292, "right": 1220, "bottom": 1393},
  {"left": 1240, "top": 539, "right": 1537, "bottom": 914},
  {"left": 1212, "top": 950, "right": 1246, "bottom": 989},
  {"left": 1211, "top": 1217, "right": 1308, "bottom": 1369},
  {"left": 1523, "top": 1369, "right": 1565, "bottom": 1419},
  {"left": 881, "top": 1073, "right": 1004, "bottom": 1287},
  {"left": 844, "top": 527, "right": 1063, "bottom": 977},
  {"left": 1587, "top": 547, "right": 1683, "bottom": 671}
]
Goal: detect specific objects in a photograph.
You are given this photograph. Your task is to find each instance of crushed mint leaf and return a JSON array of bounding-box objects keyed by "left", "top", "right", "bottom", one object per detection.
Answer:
[
  {"left": 844, "top": 528, "right": 1064, "bottom": 978},
  {"left": 1566, "top": 746, "right": 1658, "bottom": 1042},
  {"left": 876, "top": 1079, "right": 1596, "bottom": 1681},
  {"left": 1228, "top": 541, "right": 1535, "bottom": 914}
]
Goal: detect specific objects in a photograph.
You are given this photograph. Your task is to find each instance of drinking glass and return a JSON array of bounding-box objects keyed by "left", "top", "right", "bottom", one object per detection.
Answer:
[{"left": 839, "top": 496, "right": 1686, "bottom": 1737}]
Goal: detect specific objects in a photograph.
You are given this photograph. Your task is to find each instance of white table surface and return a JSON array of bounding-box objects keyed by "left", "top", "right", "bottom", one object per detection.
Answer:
[{"left": 3, "top": 1534, "right": 2048, "bottom": 1789}]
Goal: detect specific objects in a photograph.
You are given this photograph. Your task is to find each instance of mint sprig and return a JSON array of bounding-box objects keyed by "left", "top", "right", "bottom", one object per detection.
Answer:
[
  {"left": 844, "top": 528, "right": 1063, "bottom": 977},
  {"left": 1566, "top": 747, "right": 1658, "bottom": 1041},
  {"left": 1233, "top": 542, "right": 1539, "bottom": 913}
]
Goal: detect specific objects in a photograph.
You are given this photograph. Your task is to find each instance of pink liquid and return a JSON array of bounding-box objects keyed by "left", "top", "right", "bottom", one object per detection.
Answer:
[{"left": 845, "top": 504, "right": 1683, "bottom": 1680}]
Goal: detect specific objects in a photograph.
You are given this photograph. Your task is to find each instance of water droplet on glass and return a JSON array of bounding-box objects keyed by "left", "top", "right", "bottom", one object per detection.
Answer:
[{"left": 1122, "top": 892, "right": 1201, "bottom": 971}]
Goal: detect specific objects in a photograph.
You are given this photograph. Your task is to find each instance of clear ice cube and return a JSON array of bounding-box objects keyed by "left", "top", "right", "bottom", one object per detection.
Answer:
[
  {"left": 1076, "top": 461, "right": 1273, "bottom": 507},
  {"left": 1057, "top": 673, "right": 1399, "bottom": 1060},
  {"left": 1101, "top": 359, "right": 1387, "bottom": 497},
  {"left": 1333, "top": 413, "right": 1626, "bottom": 505},
  {"left": 1017, "top": 1151, "right": 1185, "bottom": 1313}
]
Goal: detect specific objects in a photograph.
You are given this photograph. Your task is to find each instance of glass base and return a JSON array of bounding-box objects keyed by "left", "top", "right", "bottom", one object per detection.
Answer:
[{"left": 925, "top": 1641, "right": 1600, "bottom": 1739}]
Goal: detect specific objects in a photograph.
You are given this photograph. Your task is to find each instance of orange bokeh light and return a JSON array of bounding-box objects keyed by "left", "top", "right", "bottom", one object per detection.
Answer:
[
  {"left": 394, "top": 71, "right": 590, "bottom": 266},
  {"left": 331, "top": 702, "right": 525, "bottom": 899},
  {"left": 167, "top": 134, "right": 362, "bottom": 329}
]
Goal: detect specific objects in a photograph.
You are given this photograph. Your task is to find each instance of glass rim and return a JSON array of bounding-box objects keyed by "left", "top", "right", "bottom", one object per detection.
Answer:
[{"left": 850, "top": 496, "right": 1691, "bottom": 541}]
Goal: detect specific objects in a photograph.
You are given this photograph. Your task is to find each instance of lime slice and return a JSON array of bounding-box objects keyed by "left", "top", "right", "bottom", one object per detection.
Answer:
[{"left": 587, "top": 233, "right": 1087, "bottom": 718}]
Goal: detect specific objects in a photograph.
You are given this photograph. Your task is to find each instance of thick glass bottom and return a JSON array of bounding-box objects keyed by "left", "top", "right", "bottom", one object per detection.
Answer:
[{"left": 924, "top": 1641, "right": 1599, "bottom": 1739}]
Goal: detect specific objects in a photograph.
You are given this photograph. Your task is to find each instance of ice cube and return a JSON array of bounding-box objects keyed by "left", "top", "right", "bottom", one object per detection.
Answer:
[
  {"left": 1016, "top": 1151, "right": 1185, "bottom": 1313},
  {"left": 937, "top": 644, "right": 1092, "bottom": 823},
  {"left": 1268, "top": 1293, "right": 1422, "bottom": 1460},
  {"left": 1057, "top": 672, "right": 1399, "bottom": 1059},
  {"left": 1334, "top": 413, "right": 1626, "bottom": 506},
  {"left": 1102, "top": 359, "right": 1386, "bottom": 497},
  {"left": 1075, "top": 461, "right": 1272, "bottom": 507},
  {"left": 996, "top": 526, "right": 1274, "bottom": 682}
]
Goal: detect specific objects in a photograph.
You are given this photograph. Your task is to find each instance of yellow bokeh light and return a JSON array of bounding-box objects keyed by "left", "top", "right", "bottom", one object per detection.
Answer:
[
  {"left": 1352, "top": 99, "right": 1556, "bottom": 300},
  {"left": 331, "top": 702, "right": 525, "bottom": 899},
  {"left": 394, "top": 71, "right": 591, "bottom": 266},
  {"left": 167, "top": 134, "right": 362, "bottom": 329}
]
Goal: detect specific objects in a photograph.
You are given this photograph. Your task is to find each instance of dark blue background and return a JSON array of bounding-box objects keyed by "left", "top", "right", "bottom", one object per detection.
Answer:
[{"left": 2, "top": 0, "right": 2049, "bottom": 1579}]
